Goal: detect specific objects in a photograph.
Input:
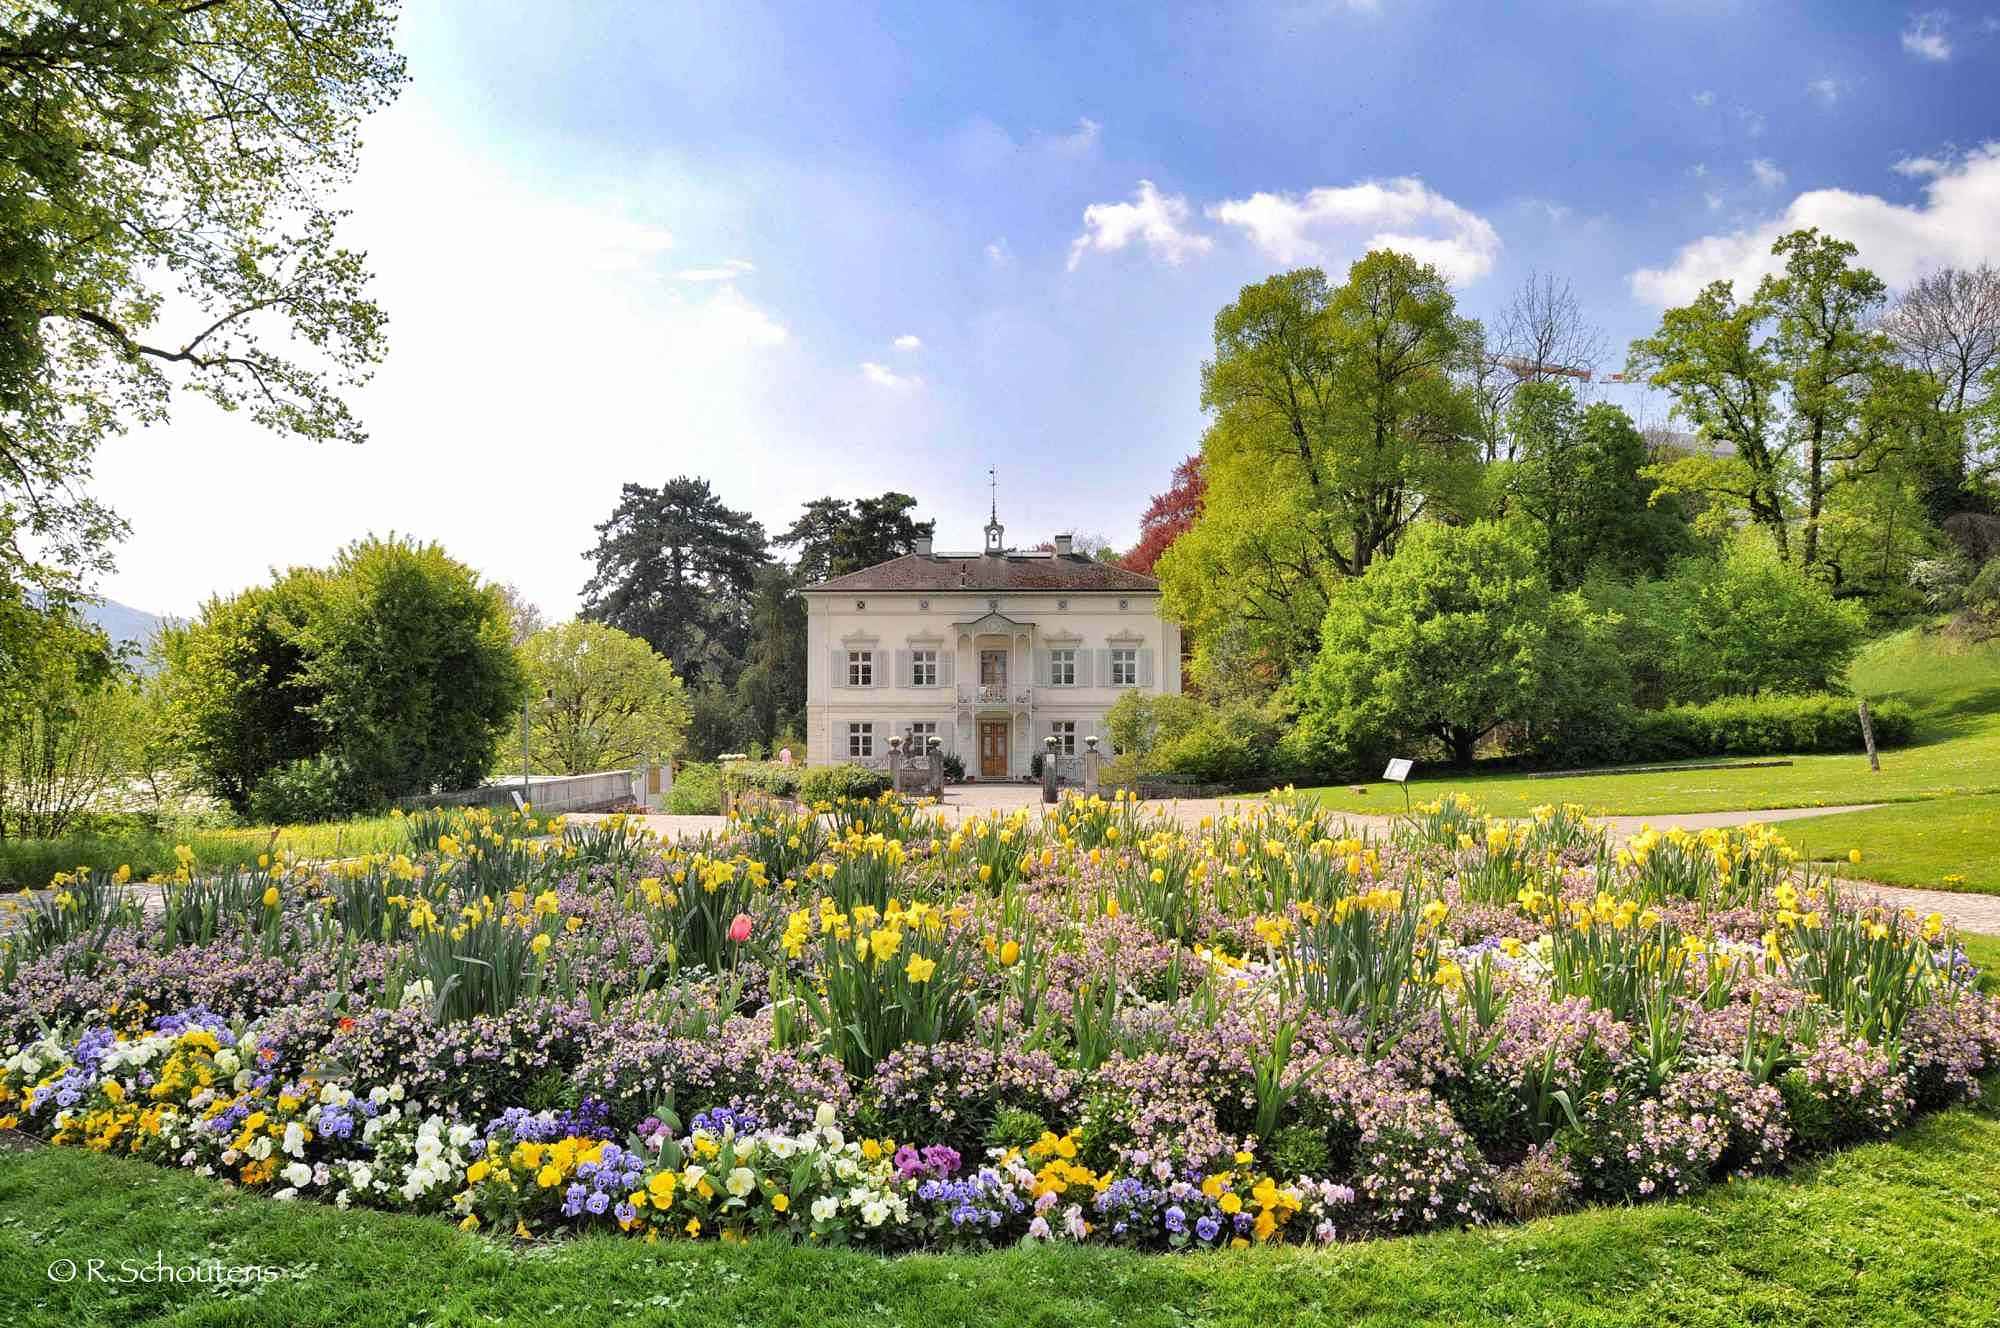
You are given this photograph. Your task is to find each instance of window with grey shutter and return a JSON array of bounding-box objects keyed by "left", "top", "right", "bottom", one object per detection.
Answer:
[
  {"left": 1075, "top": 649, "right": 1093, "bottom": 687},
  {"left": 830, "top": 648, "right": 846, "bottom": 689},
  {"left": 895, "top": 649, "right": 912, "bottom": 689},
  {"left": 1096, "top": 648, "right": 1111, "bottom": 686},
  {"left": 1138, "top": 648, "right": 1154, "bottom": 687},
  {"left": 939, "top": 653, "right": 955, "bottom": 686}
]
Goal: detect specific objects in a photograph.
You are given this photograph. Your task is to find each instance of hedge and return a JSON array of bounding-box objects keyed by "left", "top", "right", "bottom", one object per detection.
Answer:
[
  {"left": 716, "top": 760, "right": 893, "bottom": 807},
  {"left": 1622, "top": 693, "right": 1915, "bottom": 762}
]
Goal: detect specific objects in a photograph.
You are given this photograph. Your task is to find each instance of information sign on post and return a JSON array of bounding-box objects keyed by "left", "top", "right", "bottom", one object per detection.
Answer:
[{"left": 1382, "top": 757, "right": 1415, "bottom": 812}]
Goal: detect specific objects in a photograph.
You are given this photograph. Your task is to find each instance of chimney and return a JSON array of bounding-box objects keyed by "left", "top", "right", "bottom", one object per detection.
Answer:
[
  {"left": 1053, "top": 533, "right": 1074, "bottom": 557},
  {"left": 913, "top": 534, "right": 933, "bottom": 557}
]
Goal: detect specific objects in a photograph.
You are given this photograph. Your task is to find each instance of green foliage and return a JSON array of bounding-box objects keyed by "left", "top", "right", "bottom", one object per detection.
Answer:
[
  {"left": 1631, "top": 228, "right": 1942, "bottom": 575},
  {"left": 1504, "top": 382, "right": 1692, "bottom": 587},
  {"left": 734, "top": 562, "right": 809, "bottom": 747},
  {"left": 667, "top": 762, "right": 722, "bottom": 815},
  {"left": 797, "top": 763, "right": 893, "bottom": 806},
  {"left": 0, "top": 606, "right": 132, "bottom": 838},
  {"left": 580, "top": 476, "right": 768, "bottom": 686},
  {"left": 1592, "top": 536, "right": 1868, "bottom": 704},
  {"left": 521, "top": 620, "right": 690, "bottom": 775},
  {"left": 0, "top": 1, "right": 404, "bottom": 597},
  {"left": 163, "top": 537, "right": 525, "bottom": 813},
  {"left": 1301, "top": 520, "right": 1625, "bottom": 767},
  {"left": 776, "top": 492, "right": 933, "bottom": 584},
  {"left": 245, "top": 754, "right": 357, "bottom": 826},
  {"left": 1160, "top": 253, "right": 1486, "bottom": 679},
  {"left": 1624, "top": 694, "right": 1914, "bottom": 763}
]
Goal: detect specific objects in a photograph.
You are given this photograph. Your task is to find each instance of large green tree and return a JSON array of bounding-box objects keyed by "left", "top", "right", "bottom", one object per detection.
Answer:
[
  {"left": 1300, "top": 521, "right": 1624, "bottom": 768},
  {"left": 1631, "top": 229, "right": 1917, "bottom": 570},
  {"left": 520, "top": 620, "right": 689, "bottom": 775},
  {"left": 777, "top": 492, "right": 933, "bottom": 584},
  {"left": 164, "top": 536, "right": 523, "bottom": 813},
  {"left": 1504, "top": 382, "right": 1691, "bottom": 588},
  {"left": 735, "top": 561, "right": 808, "bottom": 747},
  {"left": 580, "top": 477, "right": 768, "bottom": 685},
  {"left": 0, "top": 1, "right": 404, "bottom": 598},
  {"left": 1159, "top": 252, "right": 1486, "bottom": 678}
]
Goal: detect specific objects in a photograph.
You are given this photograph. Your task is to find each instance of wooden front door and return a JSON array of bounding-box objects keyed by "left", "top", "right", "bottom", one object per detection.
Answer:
[{"left": 978, "top": 720, "right": 1008, "bottom": 778}]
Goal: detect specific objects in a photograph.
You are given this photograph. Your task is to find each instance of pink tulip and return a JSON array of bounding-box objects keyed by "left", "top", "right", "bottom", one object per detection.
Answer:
[{"left": 728, "top": 913, "right": 754, "bottom": 944}]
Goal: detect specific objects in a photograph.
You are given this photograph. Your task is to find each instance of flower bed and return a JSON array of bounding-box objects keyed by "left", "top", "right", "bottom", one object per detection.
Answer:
[{"left": 2, "top": 793, "right": 1995, "bottom": 1253}]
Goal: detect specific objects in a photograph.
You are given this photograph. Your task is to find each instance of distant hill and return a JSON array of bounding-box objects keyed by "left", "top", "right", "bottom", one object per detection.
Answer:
[{"left": 84, "top": 598, "right": 167, "bottom": 653}]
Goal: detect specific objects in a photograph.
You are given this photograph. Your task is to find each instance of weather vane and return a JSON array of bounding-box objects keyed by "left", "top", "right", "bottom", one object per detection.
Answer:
[{"left": 988, "top": 465, "right": 997, "bottom": 522}]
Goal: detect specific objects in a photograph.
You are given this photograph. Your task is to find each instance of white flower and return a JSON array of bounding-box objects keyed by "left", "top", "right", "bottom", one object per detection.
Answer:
[
  {"left": 214, "top": 1049, "right": 240, "bottom": 1075},
  {"left": 369, "top": 1086, "right": 390, "bottom": 1107},
  {"left": 725, "top": 1167, "right": 756, "bottom": 1198},
  {"left": 811, "top": 1196, "right": 838, "bottom": 1221},
  {"left": 813, "top": 1103, "right": 837, "bottom": 1129},
  {"left": 448, "top": 1123, "right": 477, "bottom": 1150},
  {"left": 861, "top": 1199, "right": 890, "bottom": 1227},
  {"left": 349, "top": 1163, "right": 374, "bottom": 1191},
  {"left": 282, "top": 1122, "right": 307, "bottom": 1157},
  {"left": 283, "top": 1161, "right": 313, "bottom": 1188}
]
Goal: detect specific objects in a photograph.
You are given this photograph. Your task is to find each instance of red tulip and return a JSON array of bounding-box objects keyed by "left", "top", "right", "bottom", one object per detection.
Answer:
[{"left": 728, "top": 913, "right": 754, "bottom": 943}]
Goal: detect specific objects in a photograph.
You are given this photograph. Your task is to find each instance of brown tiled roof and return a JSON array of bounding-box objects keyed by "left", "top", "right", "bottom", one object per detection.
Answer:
[{"left": 804, "top": 553, "right": 1160, "bottom": 594}]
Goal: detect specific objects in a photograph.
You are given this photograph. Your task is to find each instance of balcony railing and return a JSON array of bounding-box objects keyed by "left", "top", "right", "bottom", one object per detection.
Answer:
[{"left": 960, "top": 684, "right": 1033, "bottom": 706}]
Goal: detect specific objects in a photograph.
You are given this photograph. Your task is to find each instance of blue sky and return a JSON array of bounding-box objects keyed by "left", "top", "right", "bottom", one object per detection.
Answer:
[{"left": 93, "top": 1, "right": 2000, "bottom": 618}]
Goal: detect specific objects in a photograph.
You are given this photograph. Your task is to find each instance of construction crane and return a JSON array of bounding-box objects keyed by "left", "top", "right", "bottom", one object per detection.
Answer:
[{"left": 1486, "top": 354, "right": 1595, "bottom": 382}]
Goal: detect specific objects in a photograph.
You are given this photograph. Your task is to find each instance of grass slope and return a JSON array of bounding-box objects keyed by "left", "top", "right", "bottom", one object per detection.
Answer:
[
  {"left": 1305, "top": 625, "right": 2000, "bottom": 891},
  {"left": 2, "top": 1083, "right": 1998, "bottom": 1328},
  {"left": 0, "top": 816, "right": 412, "bottom": 892}
]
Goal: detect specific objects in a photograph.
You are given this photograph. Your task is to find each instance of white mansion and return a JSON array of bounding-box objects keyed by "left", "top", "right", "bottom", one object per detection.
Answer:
[{"left": 801, "top": 512, "right": 1182, "bottom": 778}]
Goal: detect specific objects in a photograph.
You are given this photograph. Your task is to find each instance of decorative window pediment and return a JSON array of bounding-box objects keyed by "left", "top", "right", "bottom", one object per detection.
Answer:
[{"left": 950, "top": 610, "right": 1029, "bottom": 635}]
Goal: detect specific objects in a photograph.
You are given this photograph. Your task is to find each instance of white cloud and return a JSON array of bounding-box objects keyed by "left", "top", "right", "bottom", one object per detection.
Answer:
[
  {"left": 1736, "top": 108, "right": 1767, "bottom": 138},
  {"left": 1749, "top": 158, "right": 1787, "bottom": 190},
  {"left": 1892, "top": 153, "right": 1951, "bottom": 177},
  {"left": 1631, "top": 143, "right": 2000, "bottom": 305},
  {"left": 85, "top": 97, "right": 799, "bottom": 619},
  {"left": 674, "top": 258, "right": 756, "bottom": 282},
  {"left": 1902, "top": 11, "right": 1952, "bottom": 60},
  {"left": 892, "top": 334, "right": 922, "bottom": 351},
  {"left": 984, "top": 237, "right": 1013, "bottom": 266},
  {"left": 1807, "top": 76, "right": 1845, "bottom": 106},
  {"left": 1067, "top": 180, "right": 1213, "bottom": 270},
  {"left": 1704, "top": 190, "right": 1725, "bottom": 212},
  {"left": 861, "top": 361, "right": 921, "bottom": 390},
  {"left": 1053, "top": 117, "right": 1101, "bottom": 155},
  {"left": 1207, "top": 177, "right": 1501, "bottom": 282},
  {"left": 1692, "top": 89, "right": 1716, "bottom": 107},
  {"left": 1690, "top": 162, "right": 1709, "bottom": 179}
]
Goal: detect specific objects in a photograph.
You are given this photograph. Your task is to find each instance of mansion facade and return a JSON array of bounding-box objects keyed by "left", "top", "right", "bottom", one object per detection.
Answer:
[{"left": 800, "top": 513, "right": 1181, "bottom": 778}]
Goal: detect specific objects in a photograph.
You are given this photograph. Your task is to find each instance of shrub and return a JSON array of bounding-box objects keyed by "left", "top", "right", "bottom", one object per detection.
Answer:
[
  {"left": 667, "top": 761, "right": 721, "bottom": 814},
  {"left": 246, "top": 754, "right": 367, "bottom": 824},
  {"left": 797, "top": 763, "right": 892, "bottom": 805},
  {"left": 718, "top": 760, "right": 802, "bottom": 800},
  {"left": 163, "top": 537, "right": 525, "bottom": 811},
  {"left": 1592, "top": 537, "right": 1869, "bottom": 704},
  {"left": 1623, "top": 693, "right": 1914, "bottom": 762}
]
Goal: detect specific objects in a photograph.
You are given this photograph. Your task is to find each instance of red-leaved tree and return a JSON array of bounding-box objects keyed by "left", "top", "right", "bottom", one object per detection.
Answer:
[{"left": 1121, "top": 455, "right": 1205, "bottom": 574}]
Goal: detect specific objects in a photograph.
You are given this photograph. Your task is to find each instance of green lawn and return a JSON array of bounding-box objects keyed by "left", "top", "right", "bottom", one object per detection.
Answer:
[
  {"left": 1306, "top": 626, "right": 2000, "bottom": 892},
  {"left": 3, "top": 1079, "right": 1998, "bottom": 1328},
  {"left": 1788, "top": 794, "right": 2000, "bottom": 893},
  {"left": 0, "top": 815, "right": 412, "bottom": 892}
]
